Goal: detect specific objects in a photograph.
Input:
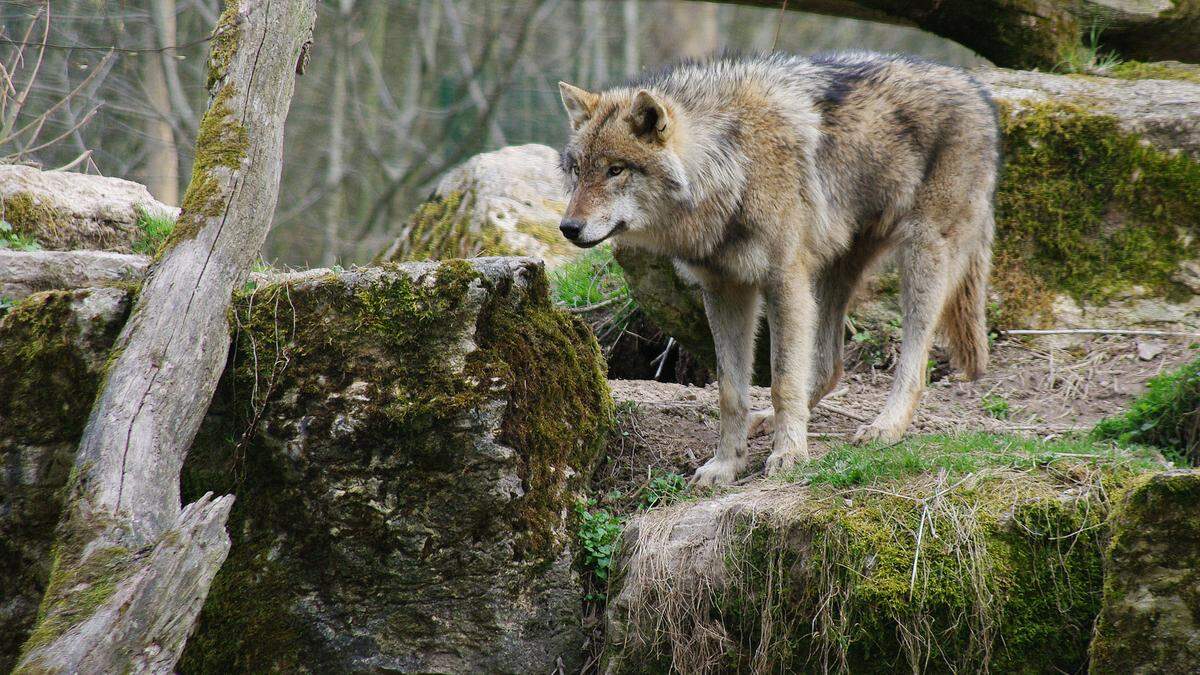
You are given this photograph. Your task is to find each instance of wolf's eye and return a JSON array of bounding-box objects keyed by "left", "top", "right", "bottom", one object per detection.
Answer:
[
  {"left": 607, "top": 165, "right": 624, "bottom": 177},
  {"left": 571, "top": 164, "right": 579, "bottom": 177}
]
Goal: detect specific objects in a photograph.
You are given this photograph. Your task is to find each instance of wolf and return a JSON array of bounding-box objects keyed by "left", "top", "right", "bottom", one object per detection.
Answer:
[{"left": 556, "top": 52, "right": 999, "bottom": 486}]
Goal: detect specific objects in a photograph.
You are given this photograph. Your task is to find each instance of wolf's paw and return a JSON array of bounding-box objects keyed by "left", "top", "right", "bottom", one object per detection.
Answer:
[
  {"left": 764, "top": 450, "right": 803, "bottom": 476},
  {"left": 691, "top": 457, "right": 745, "bottom": 487},
  {"left": 748, "top": 408, "right": 775, "bottom": 437},
  {"left": 852, "top": 421, "right": 905, "bottom": 445}
]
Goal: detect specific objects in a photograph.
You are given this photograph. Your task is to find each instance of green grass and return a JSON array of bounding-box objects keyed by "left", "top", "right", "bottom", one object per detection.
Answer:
[
  {"left": 782, "top": 433, "right": 1162, "bottom": 489},
  {"left": 132, "top": 211, "right": 176, "bottom": 255},
  {"left": 1094, "top": 357, "right": 1200, "bottom": 465},
  {"left": 549, "top": 245, "right": 630, "bottom": 309},
  {"left": 0, "top": 218, "right": 41, "bottom": 251},
  {"left": 1055, "top": 21, "right": 1123, "bottom": 75},
  {"left": 981, "top": 394, "right": 1011, "bottom": 419}
]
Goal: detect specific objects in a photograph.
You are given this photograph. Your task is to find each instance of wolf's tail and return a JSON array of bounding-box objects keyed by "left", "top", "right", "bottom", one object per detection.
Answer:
[{"left": 942, "top": 241, "right": 990, "bottom": 380}]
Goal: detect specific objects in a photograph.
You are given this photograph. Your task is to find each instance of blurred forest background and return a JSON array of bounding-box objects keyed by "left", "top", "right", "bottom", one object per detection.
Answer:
[{"left": 0, "top": 0, "right": 984, "bottom": 266}]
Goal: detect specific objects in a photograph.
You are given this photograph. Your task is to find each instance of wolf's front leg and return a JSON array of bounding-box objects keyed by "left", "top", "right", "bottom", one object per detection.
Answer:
[
  {"left": 764, "top": 269, "right": 816, "bottom": 475},
  {"left": 692, "top": 283, "right": 762, "bottom": 487}
]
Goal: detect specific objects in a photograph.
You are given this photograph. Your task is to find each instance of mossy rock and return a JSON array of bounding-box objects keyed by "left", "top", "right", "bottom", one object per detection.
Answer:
[
  {"left": 602, "top": 436, "right": 1163, "bottom": 673},
  {"left": 177, "top": 258, "right": 611, "bottom": 673},
  {"left": 1091, "top": 469, "right": 1200, "bottom": 672},
  {"left": 379, "top": 145, "right": 583, "bottom": 271},
  {"left": 0, "top": 165, "right": 177, "bottom": 253},
  {"left": 0, "top": 288, "right": 130, "bottom": 672}
]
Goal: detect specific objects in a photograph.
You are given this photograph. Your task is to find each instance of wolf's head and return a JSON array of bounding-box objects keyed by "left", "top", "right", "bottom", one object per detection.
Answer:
[{"left": 556, "top": 82, "right": 692, "bottom": 248}]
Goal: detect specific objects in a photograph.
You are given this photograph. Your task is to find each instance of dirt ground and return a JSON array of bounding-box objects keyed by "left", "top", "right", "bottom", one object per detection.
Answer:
[{"left": 596, "top": 334, "right": 1197, "bottom": 500}]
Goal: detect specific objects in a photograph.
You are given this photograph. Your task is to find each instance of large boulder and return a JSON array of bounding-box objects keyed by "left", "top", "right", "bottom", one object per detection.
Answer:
[
  {"left": 1091, "top": 469, "right": 1200, "bottom": 672},
  {"left": 379, "top": 144, "right": 582, "bottom": 270},
  {"left": 0, "top": 164, "right": 177, "bottom": 253},
  {"left": 0, "top": 258, "right": 612, "bottom": 673},
  {"left": 601, "top": 438, "right": 1163, "bottom": 673},
  {"left": 612, "top": 66, "right": 1200, "bottom": 372}
]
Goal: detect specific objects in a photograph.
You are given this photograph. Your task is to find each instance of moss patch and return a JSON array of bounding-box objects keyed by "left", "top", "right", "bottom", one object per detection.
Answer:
[
  {"left": 166, "top": 84, "right": 248, "bottom": 254},
  {"left": 0, "top": 192, "right": 64, "bottom": 249},
  {"left": 179, "top": 261, "right": 609, "bottom": 670},
  {"left": 1091, "top": 469, "right": 1200, "bottom": 671},
  {"left": 991, "top": 100, "right": 1200, "bottom": 327},
  {"left": 608, "top": 435, "right": 1162, "bottom": 673},
  {"left": 1105, "top": 60, "right": 1200, "bottom": 84},
  {"left": 383, "top": 191, "right": 521, "bottom": 262}
]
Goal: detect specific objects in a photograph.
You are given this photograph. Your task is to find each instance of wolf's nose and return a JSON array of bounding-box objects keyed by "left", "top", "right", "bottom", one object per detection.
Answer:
[{"left": 559, "top": 219, "right": 584, "bottom": 241}]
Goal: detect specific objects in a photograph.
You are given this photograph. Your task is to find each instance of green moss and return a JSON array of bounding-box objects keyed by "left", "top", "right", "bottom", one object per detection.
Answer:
[
  {"left": 1094, "top": 356, "right": 1200, "bottom": 464},
  {"left": 1105, "top": 60, "right": 1200, "bottom": 84},
  {"left": 207, "top": 1, "right": 242, "bottom": 91},
  {"left": 1091, "top": 470, "right": 1200, "bottom": 670},
  {"left": 992, "top": 100, "right": 1200, "bottom": 327},
  {"left": 166, "top": 84, "right": 248, "bottom": 254},
  {"left": 0, "top": 192, "right": 64, "bottom": 247},
  {"left": 0, "top": 291, "right": 119, "bottom": 443},
  {"left": 178, "top": 261, "right": 610, "bottom": 670},
  {"left": 476, "top": 265, "right": 614, "bottom": 557},
  {"left": 18, "top": 544, "right": 133, "bottom": 659},
  {"left": 384, "top": 191, "right": 521, "bottom": 263},
  {"left": 132, "top": 210, "right": 176, "bottom": 256},
  {"left": 708, "top": 448, "right": 1155, "bottom": 673}
]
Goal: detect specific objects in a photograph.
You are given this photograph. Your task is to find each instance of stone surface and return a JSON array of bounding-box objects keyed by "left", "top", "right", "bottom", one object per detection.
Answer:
[
  {"left": 0, "top": 258, "right": 611, "bottom": 673},
  {"left": 1091, "top": 469, "right": 1200, "bottom": 673},
  {"left": 380, "top": 144, "right": 581, "bottom": 270},
  {"left": 0, "top": 287, "right": 131, "bottom": 671},
  {"left": 0, "top": 250, "right": 149, "bottom": 300},
  {"left": 0, "top": 164, "right": 178, "bottom": 253}
]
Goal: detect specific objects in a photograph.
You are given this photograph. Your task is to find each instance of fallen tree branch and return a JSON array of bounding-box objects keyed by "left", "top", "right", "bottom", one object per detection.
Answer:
[
  {"left": 1003, "top": 328, "right": 1200, "bottom": 338},
  {"left": 14, "top": 1, "right": 317, "bottom": 672}
]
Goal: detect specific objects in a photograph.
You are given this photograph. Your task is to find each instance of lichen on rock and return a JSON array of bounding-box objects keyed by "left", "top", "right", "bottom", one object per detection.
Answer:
[
  {"left": 177, "top": 258, "right": 611, "bottom": 672},
  {"left": 1091, "top": 469, "right": 1200, "bottom": 672}
]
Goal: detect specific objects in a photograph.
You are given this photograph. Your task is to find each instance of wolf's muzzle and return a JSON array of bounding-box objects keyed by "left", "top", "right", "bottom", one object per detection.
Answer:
[{"left": 559, "top": 219, "right": 584, "bottom": 241}]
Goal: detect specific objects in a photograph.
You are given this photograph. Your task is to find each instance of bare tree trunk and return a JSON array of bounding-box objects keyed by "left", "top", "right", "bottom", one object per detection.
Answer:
[
  {"left": 321, "top": 0, "right": 352, "bottom": 267},
  {"left": 14, "top": 1, "right": 317, "bottom": 672},
  {"left": 142, "top": 17, "right": 179, "bottom": 205},
  {"left": 622, "top": 0, "right": 639, "bottom": 79},
  {"left": 650, "top": 0, "right": 1200, "bottom": 69}
]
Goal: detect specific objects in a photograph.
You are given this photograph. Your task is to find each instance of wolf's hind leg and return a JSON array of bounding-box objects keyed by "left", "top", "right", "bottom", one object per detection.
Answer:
[
  {"left": 811, "top": 233, "right": 887, "bottom": 408},
  {"left": 854, "top": 237, "right": 953, "bottom": 444},
  {"left": 692, "top": 283, "right": 761, "bottom": 487}
]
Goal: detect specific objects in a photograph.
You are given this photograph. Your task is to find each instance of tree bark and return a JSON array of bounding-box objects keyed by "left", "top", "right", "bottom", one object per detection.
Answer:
[
  {"left": 14, "top": 1, "right": 317, "bottom": 672},
  {"left": 669, "top": 0, "right": 1200, "bottom": 70}
]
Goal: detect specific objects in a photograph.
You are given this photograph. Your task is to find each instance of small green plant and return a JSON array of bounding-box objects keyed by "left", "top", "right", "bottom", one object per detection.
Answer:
[
  {"left": 0, "top": 219, "right": 41, "bottom": 250},
  {"left": 132, "top": 212, "right": 176, "bottom": 255},
  {"left": 0, "top": 295, "right": 14, "bottom": 314},
  {"left": 981, "top": 394, "right": 1011, "bottom": 419},
  {"left": 1056, "top": 20, "right": 1122, "bottom": 75},
  {"left": 1094, "top": 357, "right": 1200, "bottom": 465},
  {"left": 851, "top": 329, "right": 888, "bottom": 368},
  {"left": 575, "top": 498, "right": 624, "bottom": 587},
  {"left": 550, "top": 245, "right": 630, "bottom": 309},
  {"left": 640, "top": 472, "right": 687, "bottom": 510}
]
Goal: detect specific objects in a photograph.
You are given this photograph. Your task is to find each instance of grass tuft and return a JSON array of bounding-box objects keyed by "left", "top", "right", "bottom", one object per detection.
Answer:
[
  {"left": 1093, "top": 357, "right": 1200, "bottom": 465},
  {"left": 132, "top": 211, "right": 176, "bottom": 255},
  {"left": 0, "top": 218, "right": 41, "bottom": 251}
]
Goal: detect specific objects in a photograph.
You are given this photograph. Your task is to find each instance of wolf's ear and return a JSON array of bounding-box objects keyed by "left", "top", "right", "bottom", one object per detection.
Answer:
[
  {"left": 559, "top": 81, "right": 599, "bottom": 131},
  {"left": 627, "top": 89, "right": 672, "bottom": 143}
]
